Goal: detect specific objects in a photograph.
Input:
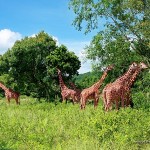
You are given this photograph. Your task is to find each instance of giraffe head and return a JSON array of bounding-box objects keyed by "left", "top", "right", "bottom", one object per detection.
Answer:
[
  {"left": 105, "top": 64, "right": 114, "bottom": 71},
  {"left": 57, "top": 68, "right": 61, "bottom": 74},
  {"left": 139, "top": 62, "right": 148, "bottom": 70},
  {"left": 128, "top": 62, "right": 139, "bottom": 74}
]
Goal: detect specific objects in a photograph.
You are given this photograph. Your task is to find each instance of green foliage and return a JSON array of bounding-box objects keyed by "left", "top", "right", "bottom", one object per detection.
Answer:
[
  {"left": 0, "top": 97, "right": 149, "bottom": 150},
  {"left": 132, "top": 71, "right": 150, "bottom": 111},
  {"left": 69, "top": 0, "right": 150, "bottom": 101},
  {"left": 0, "top": 31, "right": 81, "bottom": 101},
  {"left": 73, "top": 71, "right": 101, "bottom": 89},
  {"left": 69, "top": 0, "right": 150, "bottom": 81},
  {"left": 47, "top": 45, "right": 81, "bottom": 76}
]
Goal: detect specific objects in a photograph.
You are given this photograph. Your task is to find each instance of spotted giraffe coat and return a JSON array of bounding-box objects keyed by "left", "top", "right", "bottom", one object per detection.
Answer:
[{"left": 0, "top": 82, "right": 20, "bottom": 104}]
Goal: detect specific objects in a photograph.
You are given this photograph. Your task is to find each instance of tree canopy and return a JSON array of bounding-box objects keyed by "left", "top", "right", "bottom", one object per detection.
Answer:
[
  {"left": 69, "top": 0, "right": 150, "bottom": 73},
  {"left": 0, "top": 31, "right": 81, "bottom": 101}
]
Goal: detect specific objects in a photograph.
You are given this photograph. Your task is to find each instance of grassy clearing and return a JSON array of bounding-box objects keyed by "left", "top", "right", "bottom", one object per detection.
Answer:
[{"left": 0, "top": 96, "right": 150, "bottom": 150}]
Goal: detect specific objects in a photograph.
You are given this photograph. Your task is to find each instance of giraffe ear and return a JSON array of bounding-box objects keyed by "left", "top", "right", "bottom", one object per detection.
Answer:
[
  {"left": 139, "top": 62, "right": 148, "bottom": 69},
  {"left": 107, "top": 64, "right": 114, "bottom": 70},
  {"left": 110, "top": 64, "right": 114, "bottom": 69},
  {"left": 132, "top": 62, "right": 138, "bottom": 67}
]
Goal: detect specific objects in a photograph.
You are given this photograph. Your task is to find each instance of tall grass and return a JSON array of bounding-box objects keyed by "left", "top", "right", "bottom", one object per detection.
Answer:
[{"left": 0, "top": 96, "right": 149, "bottom": 150}]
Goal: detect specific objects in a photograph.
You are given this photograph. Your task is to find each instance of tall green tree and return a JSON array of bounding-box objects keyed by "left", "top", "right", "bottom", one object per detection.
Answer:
[
  {"left": 0, "top": 31, "right": 81, "bottom": 101},
  {"left": 69, "top": 0, "right": 150, "bottom": 71}
]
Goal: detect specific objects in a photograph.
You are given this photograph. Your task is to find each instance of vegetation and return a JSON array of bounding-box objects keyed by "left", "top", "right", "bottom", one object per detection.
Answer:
[
  {"left": 0, "top": 1, "right": 149, "bottom": 149},
  {"left": 72, "top": 71, "right": 101, "bottom": 89},
  {"left": 69, "top": 0, "right": 150, "bottom": 68},
  {"left": 0, "top": 31, "right": 81, "bottom": 101},
  {"left": 69, "top": 0, "right": 150, "bottom": 105},
  {"left": 0, "top": 96, "right": 149, "bottom": 150},
  {"left": 0, "top": 1, "right": 149, "bottom": 102}
]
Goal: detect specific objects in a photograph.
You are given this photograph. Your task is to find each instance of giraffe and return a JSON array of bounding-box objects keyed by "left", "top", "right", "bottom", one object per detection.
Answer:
[
  {"left": 124, "top": 62, "right": 148, "bottom": 107},
  {"left": 57, "top": 69, "right": 78, "bottom": 104},
  {"left": 80, "top": 65, "right": 114, "bottom": 109},
  {"left": 102, "top": 62, "right": 138, "bottom": 110},
  {"left": 102, "top": 62, "right": 138, "bottom": 111},
  {"left": 69, "top": 82, "right": 81, "bottom": 102},
  {"left": 0, "top": 82, "right": 20, "bottom": 105},
  {"left": 103, "top": 62, "right": 147, "bottom": 111}
]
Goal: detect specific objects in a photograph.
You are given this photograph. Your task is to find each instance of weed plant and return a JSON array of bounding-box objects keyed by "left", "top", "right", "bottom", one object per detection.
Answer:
[{"left": 0, "top": 96, "right": 149, "bottom": 150}]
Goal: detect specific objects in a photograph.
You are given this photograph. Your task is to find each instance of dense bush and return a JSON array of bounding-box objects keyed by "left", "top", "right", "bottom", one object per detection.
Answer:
[
  {"left": 0, "top": 31, "right": 81, "bottom": 101},
  {"left": 0, "top": 96, "right": 149, "bottom": 150}
]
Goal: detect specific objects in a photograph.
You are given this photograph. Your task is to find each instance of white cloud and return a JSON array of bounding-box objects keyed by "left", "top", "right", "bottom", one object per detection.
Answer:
[
  {"left": 60, "top": 40, "right": 91, "bottom": 74},
  {"left": 52, "top": 36, "right": 59, "bottom": 46},
  {"left": 0, "top": 29, "right": 22, "bottom": 54},
  {"left": 30, "top": 34, "right": 36, "bottom": 38}
]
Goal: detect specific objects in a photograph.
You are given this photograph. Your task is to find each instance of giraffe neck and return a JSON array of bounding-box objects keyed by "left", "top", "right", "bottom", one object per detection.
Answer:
[
  {"left": 127, "top": 67, "right": 141, "bottom": 88},
  {"left": 93, "top": 70, "right": 108, "bottom": 89},
  {"left": 116, "top": 67, "right": 136, "bottom": 84},
  {"left": 0, "top": 82, "right": 8, "bottom": 91},
  {"left": 57, "top": 72, "right": 67, "bottom": 90}
]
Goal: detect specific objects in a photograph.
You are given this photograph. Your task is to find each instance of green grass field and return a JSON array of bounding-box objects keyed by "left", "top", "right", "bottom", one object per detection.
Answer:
[{"left": 0, "top": 96, "right": 150, "bottom": 150}]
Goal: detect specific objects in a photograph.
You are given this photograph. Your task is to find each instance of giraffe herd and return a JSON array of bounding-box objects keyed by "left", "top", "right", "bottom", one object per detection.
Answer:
[
  {"left": 0, "top": 62, "right": 148, "bottom": 111},
  {"left": 103, "top": 62, "right": 148, "bottom": 111},
  {"left": 57, "top": 62, "right": 148, "bottom": 111}
]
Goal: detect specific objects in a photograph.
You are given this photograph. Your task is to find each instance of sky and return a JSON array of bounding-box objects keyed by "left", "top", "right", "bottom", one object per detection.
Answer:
[{"left": 0, "top": 0, "right": 99, "bottom": 74}]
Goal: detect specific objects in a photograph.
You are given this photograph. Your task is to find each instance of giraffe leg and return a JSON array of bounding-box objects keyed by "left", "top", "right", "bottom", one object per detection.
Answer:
[
  {"left": 102, "top": 91, "right": 107, "bottom": 111},
  {"left": 121, "top": 98, "right": 125, "bottom": 108},
  {"left": 94, "top": 96, "right": 96, "bottom": 108},
  {"left": 102, "top": 90, "right": 106, "bottom": 110},
  {"left": 125, "top": 91, "right": 130, "bottom": 107},
  {"left": 62, "top": 96, "right": 66, "bottom": 103},
  {"left": 106, "top": 100, "right": 112, "bottom": 111},
  {"left": 16, "top": 98, "right": 20, "bottom": 105},
  {"left": 80, "top": 96, "right": 86, "bottom": 109},
  {"left": 115, "top": 100, "right": 119, "bottom": 110},
  {"left": 105, "top": 101, "right": 109, "bottom": 111},
  {"left": 72, "top": 97, "right": 75, "bottom": 105},
  {"left": 18, "top": 97, "right": 20, "bottom": 105},
  {"left": 7, "top": 98, "right": 10, "bottom": 105},
  {"left": 94, "top": 97, "right": 99, "bottom": 109},
  {"left": 15, "top": 99, "right": 18, "bottom": 105},
  {"left": 126, "top": 93, "right": 134, "bottom": 108},
  {"left": 80, "top": 97, "right": 83, "bottom": 109},
  {"left": 82, "top": 100, "right": 85, "bottom": 109},
  {"left": 81, "top": 98, "right": 86, "bottom": 109},
  {"left": 121, "top": 92, "right": 125, "bottom": 108},
  {"left": 75, "top": 95, "right": 78, "bottom": 103},
  {"left": 105, "top": 103, "right": 109, "bottom": 111},
  {"left": 94, "top": 93, "right": 99, "bottom": 108}
]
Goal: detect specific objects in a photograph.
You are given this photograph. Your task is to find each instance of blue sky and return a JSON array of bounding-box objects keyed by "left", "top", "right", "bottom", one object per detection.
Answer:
[{"left": 0, "top": 0, "right": 99, "bottom": 73}]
